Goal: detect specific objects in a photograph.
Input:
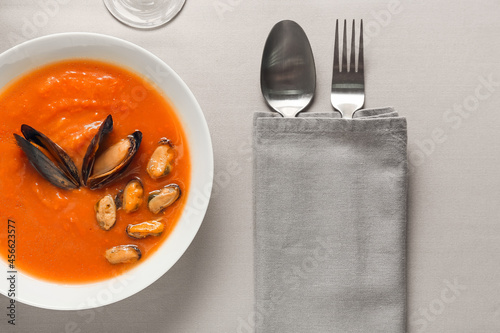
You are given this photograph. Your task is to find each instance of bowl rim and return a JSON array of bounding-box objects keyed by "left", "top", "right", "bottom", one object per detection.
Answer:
[{"left": 0, "top": 32, "right": 213, "bottom": 310}]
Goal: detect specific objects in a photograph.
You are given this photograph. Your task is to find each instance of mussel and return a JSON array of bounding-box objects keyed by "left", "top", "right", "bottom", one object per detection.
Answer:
[
  {"left": 82, "top": 115, "right": 142, "bottom": 189},
  {"left": 146, "top": 138, "right": 175, "bottom": 179},
  {"left": 126, "top": 220, "right": 164, "bottom": 239},
  {"left": 14, "top": 115, "right": 143, "bottom": 190},
  {"left": 14, "top": 125, "right": 81, "bottom": 190},
  {"left": 105, "top": 245, "right": 141, "bottom": 264},
  {"left": 148, "top": 184, "right": 181, "bottom": 214},
  {"left": 115, "top": 178, "right": 144, "bottom": 213},
  {"left": 95, "top": 194, "right": 117, "bottom": 230}
]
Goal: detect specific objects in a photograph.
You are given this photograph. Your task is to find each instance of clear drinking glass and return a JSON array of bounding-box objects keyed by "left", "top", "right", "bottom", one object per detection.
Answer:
[{"left": 103, "top": 0, "right": 186, "bottom": 29}]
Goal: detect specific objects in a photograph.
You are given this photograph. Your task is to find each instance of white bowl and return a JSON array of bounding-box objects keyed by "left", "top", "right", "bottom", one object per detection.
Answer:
[{"left": 0, "top": 33, "right": 213, "bottom": 310}]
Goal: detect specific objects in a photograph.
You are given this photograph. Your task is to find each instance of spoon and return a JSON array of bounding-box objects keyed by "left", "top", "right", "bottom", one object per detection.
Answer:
[{"left": 260, "top": 20, "right": 316, "bottom": 118}]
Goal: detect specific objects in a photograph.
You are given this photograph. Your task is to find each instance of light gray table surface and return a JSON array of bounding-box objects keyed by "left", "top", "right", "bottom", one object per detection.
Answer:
[{"left": 1, "top": 1, "right": 500, "bottom": 332}]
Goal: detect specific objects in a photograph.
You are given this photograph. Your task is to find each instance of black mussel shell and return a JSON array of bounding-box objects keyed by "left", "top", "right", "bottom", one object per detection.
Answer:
[
  {"left": 85, "top": 130, "right": 142, "bottom": 190},
  {"left": 14, "top": 126, "right": 81, "bottom": 190},
  {"left": 14, "top": 114, "right": 142, "bottom": 191},
  {"left": 81, "top": 114, "right": 113, "bottom": 185}
]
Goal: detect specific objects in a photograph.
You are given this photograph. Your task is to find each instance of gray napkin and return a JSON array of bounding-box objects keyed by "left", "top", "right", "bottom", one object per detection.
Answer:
[{"left": 253, "top": 107, "right": 407, "bottom": 333}]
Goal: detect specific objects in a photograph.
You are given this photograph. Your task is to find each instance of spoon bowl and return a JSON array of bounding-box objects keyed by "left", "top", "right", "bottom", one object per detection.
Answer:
[{"left": 261, "top": 20, "right": 316, "bottom": 117}]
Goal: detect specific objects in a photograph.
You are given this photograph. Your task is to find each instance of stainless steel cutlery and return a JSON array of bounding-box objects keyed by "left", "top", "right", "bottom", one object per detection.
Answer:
[
  {"left": 261, "top": 19, "right": 366, "bottom": 117},
  {"left": 260, "top": 20, "right": 316, "bottom": 118},
  {"left": 331, "top": 19, "right": 365, "bottom": 118}
]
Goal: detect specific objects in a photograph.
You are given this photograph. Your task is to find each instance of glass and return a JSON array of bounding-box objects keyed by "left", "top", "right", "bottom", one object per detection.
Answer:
[{"left": 103, "top": 0, "right": 186, "bottom": 29}]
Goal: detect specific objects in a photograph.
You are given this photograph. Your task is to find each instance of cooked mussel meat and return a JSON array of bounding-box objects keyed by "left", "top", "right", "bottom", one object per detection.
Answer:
[
  {"left": 82, "top": 115, "right": 142, "bottom": 189},
  {"left": 126, "top": 220, "right": 164, "bottom": 239},
  {"left": 116, "top": 178, "right": 144, "bottom": 213},
  {"left": 13, "top": 125, "right": 80, "bottom": 190},
  {"left": 147, "top": 184, "right": 181, "bottom": 214},
  {"left": 105, "top": 245, "right": 141, "bottom": 264},
  {"left": 146, "top": 138, "right": 175, "bottom": 179},
  {"left": 95, "top": 194, "right": 117, "bottom": 230}
]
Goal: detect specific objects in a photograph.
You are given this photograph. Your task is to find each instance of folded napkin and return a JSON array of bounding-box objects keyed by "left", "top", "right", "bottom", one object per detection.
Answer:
[{"left": 253, "top": 107, "right": 407, "bottom": 333}]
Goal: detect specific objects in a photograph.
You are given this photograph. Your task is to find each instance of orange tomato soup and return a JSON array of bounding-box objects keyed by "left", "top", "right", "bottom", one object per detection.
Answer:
[{"left": 0, "top": 59, "right": 190, "bottom": 283}]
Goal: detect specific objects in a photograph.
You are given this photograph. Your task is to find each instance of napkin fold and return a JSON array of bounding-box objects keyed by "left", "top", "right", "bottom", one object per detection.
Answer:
[{"left": 253, "top": 107, "right": 407, "bottom": 333}]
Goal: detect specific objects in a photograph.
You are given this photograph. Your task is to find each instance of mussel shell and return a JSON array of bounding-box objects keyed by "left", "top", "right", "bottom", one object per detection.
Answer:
[
  {"left": 81, "top": 114, "right": 113, "bottom": 186},
  {"left": 81, "top": 114, "right": 142, "bottom": 190},
  {"left": 86, "top": 131, "right": 142, "bottom": 189},
  {"left": 14, "top": 125, "right": 80, "bottom": 190}
]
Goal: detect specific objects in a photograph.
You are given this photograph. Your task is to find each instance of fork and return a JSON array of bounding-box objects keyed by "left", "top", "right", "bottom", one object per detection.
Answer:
[{"left": 331, "top": 19, "right": 365, "bottom": 118}]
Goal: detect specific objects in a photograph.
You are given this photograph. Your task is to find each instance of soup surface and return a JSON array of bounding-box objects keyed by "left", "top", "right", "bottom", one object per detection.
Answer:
[{"left": 0, "top": 59, "right": 190, "bottom": 283}]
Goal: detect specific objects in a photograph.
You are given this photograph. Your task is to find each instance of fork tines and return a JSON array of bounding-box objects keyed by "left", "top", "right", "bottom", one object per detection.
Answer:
[
  {"left": 331, "top": 19, "right": 365, "bottom": 118},
  {"left": 333, "top": 19, "right": 363, "bottom": 73}
]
